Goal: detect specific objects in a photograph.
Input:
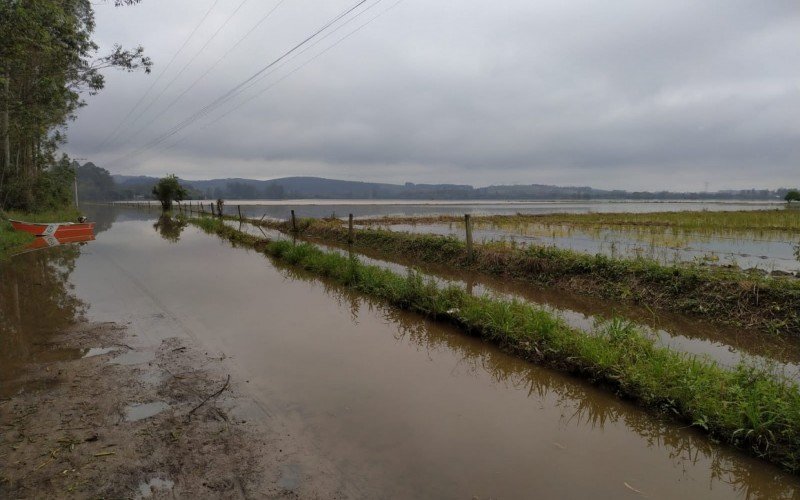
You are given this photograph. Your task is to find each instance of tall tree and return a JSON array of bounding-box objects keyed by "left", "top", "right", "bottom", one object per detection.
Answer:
[{"left": 0, "top": 0, "right": 151, "bottom": 211}]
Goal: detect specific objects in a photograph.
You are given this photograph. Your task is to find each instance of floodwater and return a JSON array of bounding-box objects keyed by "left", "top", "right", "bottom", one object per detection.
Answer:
[
  {"left": 2, "top": 206, "right": 800, "bottom": 498},
  {"left": 125, "top": 198, "right": 782, "bottom": 220},
  {"left": 373, "top": 222, "right": 800, "bottom": 273},
  {"left": 293, "top": 233, "right": 800, "bottom": 374},
  {"left": 218, "top": 216, "right": 800, "bottom": 374}
]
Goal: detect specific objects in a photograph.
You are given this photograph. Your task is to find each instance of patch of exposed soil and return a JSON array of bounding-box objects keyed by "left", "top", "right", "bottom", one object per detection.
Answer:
[{"left": 0, "top": 322, "right": 347, "bottom": 498}]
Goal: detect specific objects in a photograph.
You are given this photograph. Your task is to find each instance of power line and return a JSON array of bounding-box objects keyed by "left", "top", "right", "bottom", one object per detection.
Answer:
[
  {"left": 126, "top": 0, "right": 286, "bottom": 143},
  {"left": 110, "top": 0, "right": 370, "bottom": 166},
  {"left": 209, "top": 0, "right": 399, "bottom": 127},
  {"left": 143, "top": 0, "right": 405, "bottom": 162},
  {"left": 123, "top": 0, "right": 252, "bottom": 138},
  {"left": 96, "top": 0, "right": 221, "bottom": 150}
]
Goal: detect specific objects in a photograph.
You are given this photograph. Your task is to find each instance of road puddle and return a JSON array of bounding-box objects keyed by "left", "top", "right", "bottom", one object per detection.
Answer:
[{"left": 124, "top": 401, "right": 170, "bottom": 422}]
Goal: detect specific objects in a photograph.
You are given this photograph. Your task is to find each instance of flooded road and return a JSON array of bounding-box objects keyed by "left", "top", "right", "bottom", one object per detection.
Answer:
[{"left": 4, "top": 207, "right": 800, "bottom": 498}]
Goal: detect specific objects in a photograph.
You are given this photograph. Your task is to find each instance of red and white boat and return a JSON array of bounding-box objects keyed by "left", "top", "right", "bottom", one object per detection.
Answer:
[{"left": 9, "top": 219, "right": 95, "bottom": 237}]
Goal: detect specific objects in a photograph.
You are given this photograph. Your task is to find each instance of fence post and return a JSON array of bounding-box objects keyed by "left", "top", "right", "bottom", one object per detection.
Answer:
[
  {"left": 291, "top": 210, "right": 297, "bottom": 233},
  {"left": 465, "top": 213, "right": 473, "bottom": 261},
  {"left": 237, "top": 205, "right": 243, "bottom": 221},
  {"left": 210, "top": 203, "right": 215, "bottom": 216},
  {"left": 348, "top": 213, "right": 354, "bottom": 244}
]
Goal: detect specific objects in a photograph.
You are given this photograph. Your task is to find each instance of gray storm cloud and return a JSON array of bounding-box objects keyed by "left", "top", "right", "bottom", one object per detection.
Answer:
[{"left": 64, "top": 0, "right": 800, "bottom": 190}]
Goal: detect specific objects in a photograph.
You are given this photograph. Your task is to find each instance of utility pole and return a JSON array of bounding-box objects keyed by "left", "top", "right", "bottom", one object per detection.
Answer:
[
  {"left": 73, "top": 158, "right": 86, "bottom": 209},
  {"left": 2, "top": 75, "right": 9, "bottom": 174}
]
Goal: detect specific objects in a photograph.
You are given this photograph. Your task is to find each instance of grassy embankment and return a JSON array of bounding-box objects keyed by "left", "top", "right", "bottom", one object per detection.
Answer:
[
  {"left": 191, "top": 215, "right": 800, "bottom": 472},
  {"left": 359, "top": 208, "right": 800, "bottom": 232},
  {"left": 245, "top": 216, "right": 800, "bottom": 337}
]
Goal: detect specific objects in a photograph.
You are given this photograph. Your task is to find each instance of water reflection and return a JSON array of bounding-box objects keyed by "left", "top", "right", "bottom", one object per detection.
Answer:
[
  {"left": 0, "top": 246, "right": 87, "bottom": 396},
  {"left": 153, "top": 214, "right": 187, "bottom": 243},
  {"left": 263, "top": 251, "right": 800, "bottom": 498}
]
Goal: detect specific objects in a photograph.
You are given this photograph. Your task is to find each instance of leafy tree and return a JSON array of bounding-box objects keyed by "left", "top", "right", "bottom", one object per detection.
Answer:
[
  {"left": 0, "top": 0, "right": 151, "bottom": 211},
  {"left": 151, "top": 174, "right": 187, "bottom": 210},
  {"left": 786, "top": 189, "right": 800, "bottom": 203}
]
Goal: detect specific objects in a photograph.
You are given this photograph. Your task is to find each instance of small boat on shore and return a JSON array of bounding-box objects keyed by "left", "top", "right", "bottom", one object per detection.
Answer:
[{"left": 9, "top": 219, "right": 95, "bottom": 237}]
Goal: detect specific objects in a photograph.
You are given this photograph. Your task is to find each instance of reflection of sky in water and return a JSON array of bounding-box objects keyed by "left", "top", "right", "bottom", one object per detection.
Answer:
[{"left": 381, "top": 223, "right": 800, "bottom": 272}]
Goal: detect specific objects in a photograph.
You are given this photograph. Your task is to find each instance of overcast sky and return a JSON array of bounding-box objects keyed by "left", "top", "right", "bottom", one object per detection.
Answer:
[{"left": 65, "top": 0, "right": 799, "bottom": 190}]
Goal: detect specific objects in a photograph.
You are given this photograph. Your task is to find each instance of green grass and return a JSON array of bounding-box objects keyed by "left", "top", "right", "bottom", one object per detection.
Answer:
[
  {"left": 191, "top": 216, "right": 800, "bottom": 472},
  {"left": 4, "top": 208, "right": 82, "bottom": 223},
  {"left": 249, "top": 217, "right": 800, "bottom": 337},
  {"left": 0, "top": 219, "right": 34, "bottom": 260}
]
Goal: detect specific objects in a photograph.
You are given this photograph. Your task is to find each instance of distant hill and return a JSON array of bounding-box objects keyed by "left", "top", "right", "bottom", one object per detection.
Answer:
[{"left": 105, "top": 172, "right": 791, "bottom": 201}]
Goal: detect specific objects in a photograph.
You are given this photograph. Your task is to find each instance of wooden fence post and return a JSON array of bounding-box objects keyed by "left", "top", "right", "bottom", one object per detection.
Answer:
[
  {"left": 237, "top": 205, "right": 243, "bottom": 221},
  {"left": 465, "top": 214, "right": 473, "bottom": 261},
  {"left": 348, "top": 213, "right": 354, "bottom": 244},
  {"left": 210, "top": 203, "right": 215, "bottom": 216},
  {"left": 291, "top": 210, "right": 297, "bottom": 233}
]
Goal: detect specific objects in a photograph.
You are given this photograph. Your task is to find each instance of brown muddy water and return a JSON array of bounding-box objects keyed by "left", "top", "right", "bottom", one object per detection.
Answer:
[
  {"left": 227, "top": 217, "right": 800, "bottom": 375},
  {"left": 3, "top": 207, "right": 800, "bottom": 498}
]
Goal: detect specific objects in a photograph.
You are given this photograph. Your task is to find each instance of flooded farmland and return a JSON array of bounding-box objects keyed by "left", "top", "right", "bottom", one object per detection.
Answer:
[
  {"left": 3, "top": 205, "right": 800, "bottom": 498},
  {"left": 367, "top": 220, "right": 800, "bottom": 274}
]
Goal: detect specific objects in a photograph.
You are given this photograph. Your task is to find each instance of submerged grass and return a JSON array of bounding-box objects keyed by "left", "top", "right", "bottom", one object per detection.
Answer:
[
  {"left": 192, "top": 215, "right": 800, "bottom": 472},
  {"left": 360, "top": 208, "right": 800, "bottom": 232},
  {"left": 250, "top": 217, "right": 800, "bottom": 337}
]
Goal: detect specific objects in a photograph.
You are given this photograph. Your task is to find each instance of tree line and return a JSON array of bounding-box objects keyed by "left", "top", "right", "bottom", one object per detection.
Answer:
[{"left": 0, "top": 0, "right": 149, "bottom": 212}]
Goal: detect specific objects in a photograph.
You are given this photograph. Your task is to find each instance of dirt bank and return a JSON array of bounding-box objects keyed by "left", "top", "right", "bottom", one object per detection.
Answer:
[{"left": 0, "top": 321, "right": 347, "bottom": 498}]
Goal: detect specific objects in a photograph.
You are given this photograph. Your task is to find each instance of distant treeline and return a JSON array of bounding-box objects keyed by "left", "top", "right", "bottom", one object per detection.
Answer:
[{"left": 77, "top": 162, "right": 793, "bottom": 202}]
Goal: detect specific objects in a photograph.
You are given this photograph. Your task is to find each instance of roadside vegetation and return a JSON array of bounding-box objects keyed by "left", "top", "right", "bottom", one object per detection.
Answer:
[
  {"left": 246, "top": 217, "right": 800, "bottom": 337},
  {"left": 0, "top": 218, "right": 33, "bottom": 259},
  {"left": 191, "top": 215, "right": 800, "bottom": 472},
  {"left": 358, "top": 209, "right": 800, "bottom": 233},
  {"left": 1, "top": 0, "right": 149, "bottom": 212}
]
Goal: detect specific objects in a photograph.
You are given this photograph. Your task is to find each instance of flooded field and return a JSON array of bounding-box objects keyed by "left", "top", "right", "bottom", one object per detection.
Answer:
[
  {"left": 124, "top": 198, "right": 782, "bottom": 220},
  {"left": 368, "top": 221, "right": 800, "bottom": 273},
  {"left": 3, "top": 206, "right": 800, "bottom": 497}
]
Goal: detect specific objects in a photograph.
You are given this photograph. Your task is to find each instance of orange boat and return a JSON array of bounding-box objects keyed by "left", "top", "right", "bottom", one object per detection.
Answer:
[{"left": 9, "top": 219, "right": 95, "bottom": 237}]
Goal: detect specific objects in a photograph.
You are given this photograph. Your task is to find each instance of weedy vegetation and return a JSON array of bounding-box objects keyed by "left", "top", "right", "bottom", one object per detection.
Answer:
[
  {"left": 358, "top": 209, "right": 800, "bottom": 233},
  {"left": 191, "top": 215, "right": 800, "bottom": 472},
  {"left": 248, "top": 217, "right": 800, "bottom": 337}
]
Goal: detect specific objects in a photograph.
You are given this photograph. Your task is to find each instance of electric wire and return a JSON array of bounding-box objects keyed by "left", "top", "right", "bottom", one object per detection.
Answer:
[
  {"left": 109, "top": 0, "right": 370, "bottom": 166},
  {"left": 125, "top": 0, "right": 287, "bottom": 142},
  {"left": 139, "top": 0, "right": 404, "bottom": 163},
  {"left": 96, "top": 0, "right": 221, "bottom": 150},
  {"left": 122, "top": 0, "right": 252, "bottom": 138}
]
